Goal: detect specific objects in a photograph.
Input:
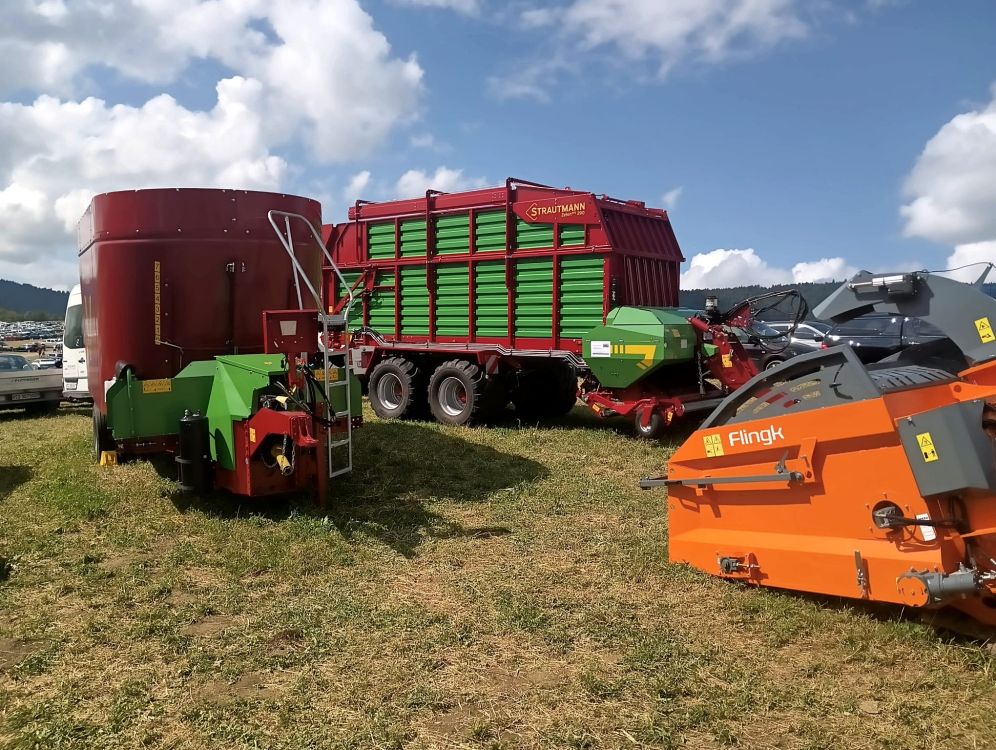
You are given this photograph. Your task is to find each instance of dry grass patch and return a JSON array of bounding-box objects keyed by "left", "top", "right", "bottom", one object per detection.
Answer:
[{"left": 0, "top": 405, "right": 994, "bottom": 749}]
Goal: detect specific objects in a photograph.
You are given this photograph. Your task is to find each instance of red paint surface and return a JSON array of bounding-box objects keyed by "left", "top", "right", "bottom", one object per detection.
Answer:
[{"left": 79, "top": 188, "right": 322, "bottom": 412}]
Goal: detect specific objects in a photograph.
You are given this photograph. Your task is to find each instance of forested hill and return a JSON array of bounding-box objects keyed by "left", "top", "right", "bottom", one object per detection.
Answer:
[
  {"left": 0, "top": 279, "right": 70, "bottom": 321},
  {"left": 679, "top": 281, "right": 996, "bottom": 320}
]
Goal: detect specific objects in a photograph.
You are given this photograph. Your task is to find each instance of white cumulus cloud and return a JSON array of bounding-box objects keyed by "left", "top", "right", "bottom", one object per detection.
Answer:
[
  {"left": 496, "top": 0, "right": 809, "bottom": 100},
  {"left": 393, "top": 0, "right": 481, "bottom": 13},
  {"left": 681, "top": 248, "right": 856, "bottom": 289},
  {"left": 661, "top": 186, "right": 683, "bottom": 209},
  {"left": 0, "top": 0, "right": 424, "bottom": 287},
  {"left": 394, "top": 167, "right": 486, "bottom": 197},
  {"left": 901, "top": 83, "right": 996, "bottom": 281}
]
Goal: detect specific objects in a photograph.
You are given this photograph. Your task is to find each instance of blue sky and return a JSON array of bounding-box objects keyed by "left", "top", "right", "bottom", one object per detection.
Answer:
[{"left": 0, "top": 0, "right": 994, "bottom": 289}]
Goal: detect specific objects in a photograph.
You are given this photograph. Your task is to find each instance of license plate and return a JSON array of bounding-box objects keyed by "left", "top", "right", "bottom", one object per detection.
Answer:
[
  {"left": 65, "top": 382, "right": 77, "bottom": 390},
  {"left": 11, "top": 392, "right": 40, "bottom": 401}
]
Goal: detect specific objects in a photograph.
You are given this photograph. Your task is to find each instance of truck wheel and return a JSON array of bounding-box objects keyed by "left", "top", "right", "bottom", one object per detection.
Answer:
[
  {"left": 428, "top": 360, "right": 490, "bottom": 426},
  {"left": 634, "top": 408, "right": 665, "bottom": 440},
  {"left": 368, "top": 357, "right": 427, "bottom": 420},
  {"left": 92, "top": 406, "right": 114, "bottom": 460}
]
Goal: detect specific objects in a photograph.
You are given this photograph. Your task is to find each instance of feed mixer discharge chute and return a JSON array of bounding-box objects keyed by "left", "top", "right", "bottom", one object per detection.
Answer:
[{"left": 643, "top": 269, "right": 996, "bottom": 626}]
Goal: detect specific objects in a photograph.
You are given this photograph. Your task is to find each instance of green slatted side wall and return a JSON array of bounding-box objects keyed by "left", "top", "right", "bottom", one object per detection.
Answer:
[
  {"left": 400, "top": 219, "right": 427, "bottom": 257},
  {"left": 474, "top": 210, "right": 506, "bottom": 252},
  {"left": 515, "top": 218, "right": 554, "bottom": 250},
  {"left": 559, "top": 255, "right": 605, "bottom": 338},
  {"left": 399, "top": 267, "right": 429, "bottom": 335},
  {"left": 559, "top": 224, "right": 585, "bottom": 246},
  {"left": 367, "top": 222, "right": 395, "bottom": 259},
  {"left": 514, "top": 257, "right": 553, "bottom": 338},
  {"left": 338, "top": 271, "right": 363, "bottom": 329},
  {"left": 435, "top": 214, "right": 470, "bottom": 255},
  {"left": 368, "top": 271, "right": 396, "bottom": 336},
  {"left": 435, "top": 264, "right": 470, "bottom": 336},
  {"left": 474, "top": 260, "right": 507, "bottom": 337}
]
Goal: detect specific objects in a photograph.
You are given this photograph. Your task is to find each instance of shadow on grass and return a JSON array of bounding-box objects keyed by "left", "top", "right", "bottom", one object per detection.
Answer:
[
  {"left": 0, "top": 465, "right": 31, "bottom": 504},
  {"left": 169, "top": 420, "right": 547, "bottom": 557}
]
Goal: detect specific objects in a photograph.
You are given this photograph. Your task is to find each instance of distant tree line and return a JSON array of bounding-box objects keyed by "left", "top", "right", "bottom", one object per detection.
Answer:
[
  {"left": 0, "top": 308, "right": 63, "bottom": 322},
  {"left": 0, "top": 279, "right": 70, "bottom": 317}
]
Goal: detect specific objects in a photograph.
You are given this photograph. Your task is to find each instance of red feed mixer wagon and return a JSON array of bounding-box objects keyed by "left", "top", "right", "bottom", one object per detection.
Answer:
[
  {"left": 322, "top": 177, "right": 764, "bottom": 435},
  {"left": 79, "top": 188, "right": 362, "bottom": 498}
]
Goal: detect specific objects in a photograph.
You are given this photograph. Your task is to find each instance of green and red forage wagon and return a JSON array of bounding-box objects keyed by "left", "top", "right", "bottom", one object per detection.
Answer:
[{"left": 324, "top": 178, "right": 757, "bottom": 436}]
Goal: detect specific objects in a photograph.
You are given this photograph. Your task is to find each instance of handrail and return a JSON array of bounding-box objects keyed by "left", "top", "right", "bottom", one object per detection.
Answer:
[{"left": 267, "top": 210, "right": 356, "bottom": 481}]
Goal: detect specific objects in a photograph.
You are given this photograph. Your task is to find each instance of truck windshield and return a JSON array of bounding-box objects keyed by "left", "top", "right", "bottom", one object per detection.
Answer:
[
  {"left": 64, "top": 304, "right": 83, "bottom": 349},
  {"left": 0, "top": 355, "right": 32, "bottom": 371}
]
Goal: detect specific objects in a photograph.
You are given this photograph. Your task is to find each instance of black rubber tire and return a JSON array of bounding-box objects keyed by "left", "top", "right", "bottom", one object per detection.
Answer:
[
  {"left": 368, "top": 356, "right": 427, "bottom": 420},
  {"left": 512, "top": 362, "right": 578, "bottom": 419},
  {"left": 92, "top": 405, "right": 114, "bottom": 461},
  {"left": 633, "top": 408, "right": 666, "bottom": 440},
  {"left": 428, "top": 359, "right": 490, "bottom": 426}
]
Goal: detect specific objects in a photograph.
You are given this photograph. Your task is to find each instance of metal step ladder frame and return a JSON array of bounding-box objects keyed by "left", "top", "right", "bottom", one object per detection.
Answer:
[{"left": 267, "top": 210, "right": 356, "bottom": 480}]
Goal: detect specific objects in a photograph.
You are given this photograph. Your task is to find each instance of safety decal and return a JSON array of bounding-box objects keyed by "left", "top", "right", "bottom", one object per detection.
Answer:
[
  {"left": 249, "top": 428, "right": 257, "bottom": 444},
  {"left": 141, "top": 378, "right": 172, "bottom": 394},
  {"left": 915, "top": 513, "right": 937, "bottom": 542},
  {"left": 721, "top": 353, "right": 732, "bottom": 368},
  {"left": 589, "top": 341, "right": 611, "bottom": 358},
  {"left": 975, "top": 317, "right": 995, "bottom": 344},
  {"left": 916, "top": 431, "right": 939, "bottom": 463},
  {"left": 703, "top": 433, "right": 725, "bottom": 457}
]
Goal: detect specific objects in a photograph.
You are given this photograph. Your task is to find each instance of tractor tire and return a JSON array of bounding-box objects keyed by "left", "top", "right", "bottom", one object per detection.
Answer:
[
  {"left": 427, "top": 359, "right": 494, "bottom": 427},
  {"left": 92, "top": 405, "right": 114, "bottom": 461},
  {"left": 512, "top": 362, "right": 578, "bottom": 419},
  {"left": 368, "top": 357, "right": 427, "bottom": 420},
  {"left": 633, "top": 408, "right": 666, "bottom": 440}
]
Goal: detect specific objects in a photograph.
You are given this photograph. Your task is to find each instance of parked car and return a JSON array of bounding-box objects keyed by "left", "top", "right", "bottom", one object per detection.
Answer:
[
  {"left": 732, "top": 321, "right": 814, "bottom": 370},
  {"left": 766, "top": 320, "right": 831, "bottom": 350},
  {"left": 822, "top": 314, "right": 947, "bottom": 363},
  {"left": 0, "top": 354, "right": 62, "bottom": 413}
]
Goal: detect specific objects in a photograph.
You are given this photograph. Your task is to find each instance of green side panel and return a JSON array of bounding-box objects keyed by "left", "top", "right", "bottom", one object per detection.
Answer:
[
  {"left": 559, "top": 224, "right": 586, "bottom": 247},
  {"left": 400, "top": 219, "right": 427, "bottom": 258},
  {"left": 208, "top": 354, "right": 287, "bottom": 470},
  {"left": 337, "top": 271, "right": 363, "bottom": 329},
  {"left": 435, "top": 264, "right": 470, "bottom": 337},
  {"left": 313, "top": 366, "right": 363, "bottom": 420},
  {"left": 514, "top": 257, "right": 553, "bottom": 339},
  {"left": 368, "top": 271, "right": 396, "bottom": 336},
  {"left": 474, "top": 260, "right": 508, "bottom": 338},
  {"left": 367, "top": 221, "right": 396, "bottom": 260},
  {"left": 106, "top": 361, "right": 216, "bottom": 441},
  {"left": 516, "top": 218, "right": 554, "bottom": 250},
  {"left": 559, "top": 255, "right": 605, "bottom": 339},
  {"left": 474, "top": 210, "right": 506, "bottom": 252},
  {"left": 400, "top": 267, "right": 430, "bottom": 335},
  {"left": 582, "top": 307, "right": 696, "bottom": 389},
  {"left": 435, "top": 214, "right": 470, "bottom": 255}
]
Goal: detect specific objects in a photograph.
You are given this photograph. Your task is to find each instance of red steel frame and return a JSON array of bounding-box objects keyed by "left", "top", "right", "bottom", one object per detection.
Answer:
[{"left": 324, "top": 178, "right": 683, "bottom": 356}]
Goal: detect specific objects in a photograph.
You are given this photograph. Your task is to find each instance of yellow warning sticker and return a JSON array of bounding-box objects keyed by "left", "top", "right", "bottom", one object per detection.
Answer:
[
  {"left": 916, "top": 431, "right": 939, "bottom": 463},
  {"left": 975, "top": 317, "right": 995, "bottom": 343},
  {"left": 312, "top": 368, "right": 341, "bottom": 382},
  {"left": 141, "top": 378, "right": 172, "bottom": 394},
  {"left": 249, "top": 428, "right": 257, "bottom": 444},
  {"left": 703, "top": 433, "right": 725, "bottom": 457},
  {"left": 721, "top": 353, "right": 733, "bottom": 368}
]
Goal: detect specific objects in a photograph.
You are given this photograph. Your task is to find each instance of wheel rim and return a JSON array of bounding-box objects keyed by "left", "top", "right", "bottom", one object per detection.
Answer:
[
  {"left": 766, "top": 359, "right": 782, "bottom": 370},
  {"left": 438, "top": 376, "right": 468, "bottom": 418},
  {"left": 376, "top": 373, "right": 405, "bottom": 410}
]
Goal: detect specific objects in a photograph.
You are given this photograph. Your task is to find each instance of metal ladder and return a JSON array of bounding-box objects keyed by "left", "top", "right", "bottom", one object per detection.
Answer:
[{"left": 267, "top": 210, "right": 356, "bottom": 480}]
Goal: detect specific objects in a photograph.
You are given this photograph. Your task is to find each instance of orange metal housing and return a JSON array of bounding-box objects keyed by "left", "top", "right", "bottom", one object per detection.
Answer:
[{"left": 665, "top": 358, "right": 996, "bottom": 625}]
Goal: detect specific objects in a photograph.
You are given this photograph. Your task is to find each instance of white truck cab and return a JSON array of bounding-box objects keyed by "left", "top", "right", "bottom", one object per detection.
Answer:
[{"left": 62, "top": 284, "right": 90, "bottom": 401}]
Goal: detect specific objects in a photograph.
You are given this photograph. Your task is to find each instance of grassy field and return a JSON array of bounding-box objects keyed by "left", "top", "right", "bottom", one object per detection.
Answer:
[{"left": 1, "top": 405, "right": 995, "bottom": 749}]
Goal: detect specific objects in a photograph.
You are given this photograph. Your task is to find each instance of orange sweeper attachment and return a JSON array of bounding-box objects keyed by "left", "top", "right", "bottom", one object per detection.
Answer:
[{"left": 642, "top": 269, "right": 996, "bottom": 626}]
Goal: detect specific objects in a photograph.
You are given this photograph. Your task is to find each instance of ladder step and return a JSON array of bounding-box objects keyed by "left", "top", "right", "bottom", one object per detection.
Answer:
[
  {"left": 329, "top": 439, "right": 350, "bottom": 448},
  {"left": 327, "top": 381, "right": 349, "bottom": 388},
  {"left": 329, "top": 467, "right": 352, "bottom": 478},
  {"left": 333, "top": 410, "right": 351, "bottom": 418},
  {"left": 323, "top": 314, "right": 347, "bottom": 327}
]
